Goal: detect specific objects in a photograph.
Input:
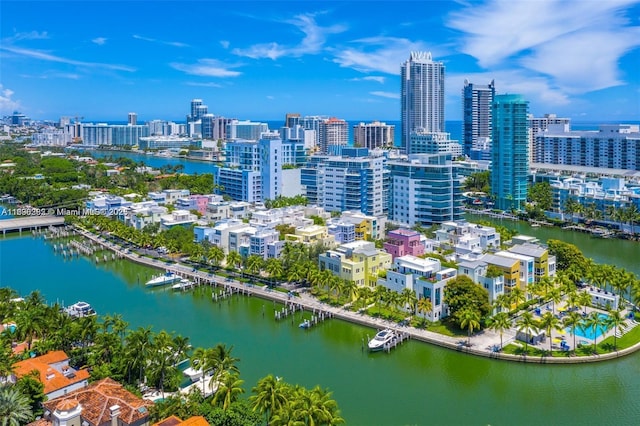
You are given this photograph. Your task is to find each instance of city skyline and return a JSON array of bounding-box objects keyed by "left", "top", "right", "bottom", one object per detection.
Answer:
[{"left": 1, "top": 0, "right": 639, "bottom": 122}]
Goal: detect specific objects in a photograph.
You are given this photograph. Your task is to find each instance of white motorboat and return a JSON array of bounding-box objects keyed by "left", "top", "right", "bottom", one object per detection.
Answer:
[
  {"left": 368, "top": 329, "right": 397, "bottom": 351},
  {"left": 182, "top": 366, "right": 203, "bottom": 382},
  {"left": 64, "top": 301, "right": 96, "bottom": 318},
  {"left": 172, "top": 278, "right": 194, "bottom": 291},
  {"left": 146, "top": 271, "right": 180, "bottom": 287}
]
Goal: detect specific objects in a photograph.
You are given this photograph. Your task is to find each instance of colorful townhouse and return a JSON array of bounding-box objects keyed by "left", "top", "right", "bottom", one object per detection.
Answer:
[{"left": 319, "top": 241, "right": 392, "bottom": 287}]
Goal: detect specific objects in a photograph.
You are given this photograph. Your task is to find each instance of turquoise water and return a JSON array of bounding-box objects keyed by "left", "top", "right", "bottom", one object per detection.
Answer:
[{"left": 2, "top": 233, "right": 640, "bottom": 425}]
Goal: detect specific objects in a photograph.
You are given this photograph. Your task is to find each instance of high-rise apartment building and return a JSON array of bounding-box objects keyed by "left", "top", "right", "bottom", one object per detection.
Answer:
[
  {"left": 408, "top": 130, "right": 462, "bottom": 156},
  {"left": 353, "top": 121, "right": 395, "bottom": 149},
  {"left": 528, "top": 113, "right": 570, "bottom": 159},
  {"left": 533, "top": 124, "right": 640, "bottom": 170},
  {"left": 387, "top": 153, "right": 463, "bottom": 227},
  {"left": 462, "top": 79, "right": 495, "bottom": 157},
  {"left": 285, "top": 113, "right": 301, "bottom": 128},
  {"left": 226, "top": 120, "right": 269, "bottom": 141},
  {"left": 301, "top": 148, "right": 388, "bottom": 217},
  {"left": 318, "top": 117, "right": 348, "bottom": 154},
  {"left": 213, "top": 132, "right": 282, "bottom": 202},
  {"left": 128, "top": 112, "right": 137, "bottom": 126},
  {"left": 491, "top": 94, "right": 529, "bottom": 211},
  {"left": 401, "top": 51, "right": 445, "bottom": 153}
]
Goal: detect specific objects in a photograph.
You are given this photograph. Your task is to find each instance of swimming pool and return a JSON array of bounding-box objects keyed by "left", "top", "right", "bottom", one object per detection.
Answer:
[{"left": 566, "top": 313, "right": 610, "bottom": 340}]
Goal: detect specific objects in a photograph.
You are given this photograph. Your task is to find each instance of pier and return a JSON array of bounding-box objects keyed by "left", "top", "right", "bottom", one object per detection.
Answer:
[{"left": 0, "top": 216, "right": 65, "bottom": 236}]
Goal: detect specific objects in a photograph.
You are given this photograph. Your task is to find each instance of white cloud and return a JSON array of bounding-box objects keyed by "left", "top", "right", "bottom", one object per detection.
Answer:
[
  {"left": 447, "top": 0, "right": 640, "bottom": 94},
  {"left": 185, "top": 82, "right": 223, "bottom": 88},
  {"left": 0, "top": 45, "right": 136, "bottom": 72},
  {"left": 220, "top": 40, "right": 230, "bottom": 49},
  {"left": 232, "top": 12, "right": 346, "bottom": 59},
  {"left": 350, "top": 76, "right": 386, "bottom": 84},
  {"left": 370, "top": 91, "right": 400, "bottom": 99},
  {"left": 171, "top": 59, "right": 242, "bottom": 77},
  {"left": 6, "top": 31, "right": 49, "bottom": 42},
  {"left": 19, "top": 72, "right": 80, "bottom": 80},
  {"left": 92, "top": 37, "right": 107, "bottom": 45},
  {"left": 332, "top": 36, "right": 444, "bottom": 74},
  {"left": 133, "top": 34, "right": 188, "bottom": 48},
  {"left": 266, "top": 95, "right": 275, "bottom": 100},
  {"left": 0, "top": 85, "right": 21, "bottom": 114}
]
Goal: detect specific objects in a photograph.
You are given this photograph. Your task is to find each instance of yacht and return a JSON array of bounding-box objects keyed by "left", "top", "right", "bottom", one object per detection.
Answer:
[
  {"left": 145, "top": 271, "right": 180, "bottom": 287},
  {"left": 64, "top": 301, "right": 96, "bottom": 318},
  {"left": 368, "top": 329, "right": 397, "bottom": 352},
  {"left": 182, "top": 366, "right": 203, "bottom": 382},
  {"left": 172, "top": 278, "right": 194, "bottom": 291}
]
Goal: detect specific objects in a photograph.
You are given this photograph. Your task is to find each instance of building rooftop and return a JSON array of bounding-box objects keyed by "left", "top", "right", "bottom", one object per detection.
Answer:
[
  {"left": 13, "top": 351, "right": 90, "bottom": 396},
  {"left": 42, "top": 378, "right": 153, "bottom": 426}
]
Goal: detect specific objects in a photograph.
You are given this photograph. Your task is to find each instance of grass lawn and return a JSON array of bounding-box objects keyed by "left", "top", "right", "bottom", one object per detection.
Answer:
[
  {"left": 365, "top": 306, "right": 406, "bottom": 322},
  {"left": 598, "top": 324, "right": 640, "bottom": 351}
]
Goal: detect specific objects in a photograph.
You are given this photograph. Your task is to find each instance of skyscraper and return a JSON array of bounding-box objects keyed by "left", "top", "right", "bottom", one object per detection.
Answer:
[
  {"left": 318, "top": 117, "right": 348, "bottom": 154},
  {"left": 401, "top": 51, "right": 445, "bottom": 153},
  {"left": 128, "top": 112, "right": 137, "bottom": 126},
  {"left": 462, "top": 79, "right": 495, "bottom": 157},
  {"left": 491, "top": 94, "right": 529, "bottom": 211}
]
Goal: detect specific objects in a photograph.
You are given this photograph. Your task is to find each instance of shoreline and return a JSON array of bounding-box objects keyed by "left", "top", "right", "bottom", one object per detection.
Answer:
[{"left": 72, "top": 225, "right": 640, "bottom": 365}]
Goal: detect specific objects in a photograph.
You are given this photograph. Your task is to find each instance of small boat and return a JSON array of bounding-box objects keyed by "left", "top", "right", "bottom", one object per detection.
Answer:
[
  {"left": 64, "top": 301, "right": 96, "bottom": 318},
  {"left": 172, "top": 278, "right": 194, "bottom": 291},
  {"left": 182, "top": 366, "right": 203, "bottom": 382},
  {"left": 299, "top": 319, "right": 311, "bottom": 329},
  {"left": 368, "top": 329, "right": 396, "bottom": 351},
  {"left": 146, "top": 271, "right": 180, "bottom": 287}
]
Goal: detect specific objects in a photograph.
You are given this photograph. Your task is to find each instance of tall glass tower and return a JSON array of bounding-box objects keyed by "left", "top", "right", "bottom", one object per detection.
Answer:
[
  {"left": 491, "top": 94, "right": 529, "bottom": 211},
  {"left": 462, "top": 79, "right": 495, "bottom": 157},
  {"left": 401, "top": 52, "right": 445, "bottom": 153}
]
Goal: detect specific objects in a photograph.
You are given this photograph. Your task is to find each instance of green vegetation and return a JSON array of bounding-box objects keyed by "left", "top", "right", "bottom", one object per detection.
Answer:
[
  {"left": 444, "top": 275, "right": 491, "bottom": 328},
  {"left": 464, "top": 171, "right": 490, "bottom": 193},
  {"left": 263, "top": 195, "right": 307, "bottom": 209},
  {"left": 0, "top": 287, "right": 343, "bottom": 425}
]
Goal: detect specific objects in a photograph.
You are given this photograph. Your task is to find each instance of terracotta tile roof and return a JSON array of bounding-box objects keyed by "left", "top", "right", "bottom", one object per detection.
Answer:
[
  {"left": 13, "top": 351, "right": 90, "bottom": 395},
  {"left": 180, "top": 416, "right": 210, "bottom": 426},
  {"left": 27, "top": 419, "right": 51, "bottom": 426},
  {"left": 155, "top": 416, "right": 183, "bottom": 426},
  {"left": 155, "top": 416, "right": 210, "bottom": 426},
  {"left": 43, "top": 378, "right": 153, "bottom": 426}
]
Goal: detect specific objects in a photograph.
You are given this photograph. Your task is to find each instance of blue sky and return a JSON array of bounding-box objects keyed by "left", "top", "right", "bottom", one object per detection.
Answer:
[{"left": 1, "top": 0, "right": 639, "bottom": 123}]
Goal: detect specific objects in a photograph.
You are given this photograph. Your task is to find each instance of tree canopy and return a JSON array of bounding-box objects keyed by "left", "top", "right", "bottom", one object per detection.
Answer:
[{"left": 444, "top": 275, "right": 491, "bottom": 327}]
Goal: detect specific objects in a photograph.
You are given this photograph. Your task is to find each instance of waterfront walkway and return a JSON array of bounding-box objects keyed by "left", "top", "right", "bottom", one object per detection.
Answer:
[{"left": 72, "top": 226, "right": 640, "bottom": 364}]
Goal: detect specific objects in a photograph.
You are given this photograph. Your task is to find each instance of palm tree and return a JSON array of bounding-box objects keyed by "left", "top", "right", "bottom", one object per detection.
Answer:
[
  {"left": 548, "top": 287, "right": 563, "bottom": 315},
  {"left": 265, "top": 258, "right": 284, "bottom": 282},
  {"left": 124, "top": 326, "right": 152, "bottom": 384},
  {"left": 563, "top": 311, "right": 582, "bottom": 354},
  {"left": 188, "top": 347, "right": 211, "bottom": 395},
  {"left": 459, "top": 308, "right": 481, "bottom": 346},
  {"left": 400, "top": 288, "right": 418, "bottom": 316},
  {"left": 207, "top": 343, "right": 240, "bottom": 391},
  {"left": 486, "top": 312, "right": 511, "bottom": 350},
  {"left": 0, "top": 384, "right": 33, "bottom": 426},
  {"left": 493, "top": 293, "right": 511, "bottom": 313},
  {"left": 250, "top": 374, "right": 288, "bottom": 424},
  {"left": 342, "top": 280, "right": 358, "bottom": 303},
  {"left": 245, "top": 255, "right": 263, "bottom": 276},
  {"left": 212, "top": 372, "right": 245, "bottom": 410},
  {"left": 604, "top": 309, "right": 627, "bottom": 351},
  {"left": 578, "top": 291, "right": 592, "bottom": 315},
  {"left": 373, "top": 285, "right": 388, "bottom": 308},
  {"left": 515, "top": 311, "right": 539, "bottom": 352},
  {"left": 509, "top": 287, "right": 526, "bottom": 309},
  {"left": 416, "top": 297, "right": 433, "bottom": 325},
  {"left": 356, "top": 286, "right": 373, "bottom": 310},
  {"left": 208, "top": 246, "right": 225, "bottom": 268},
  {"left": 539, "top": 312, "right": 561, "bottom": 352},
  {"left": 226, "top": 250, "right": 242, "bottom": 270},
  {"left": 583, "top": 311, "right": 606, "bottom": 354}
]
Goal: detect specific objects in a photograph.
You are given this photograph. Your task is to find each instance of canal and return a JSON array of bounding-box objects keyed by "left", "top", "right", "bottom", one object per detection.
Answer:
[{"left": 2, "top": 230, "right": 639, "bottom": 425}]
